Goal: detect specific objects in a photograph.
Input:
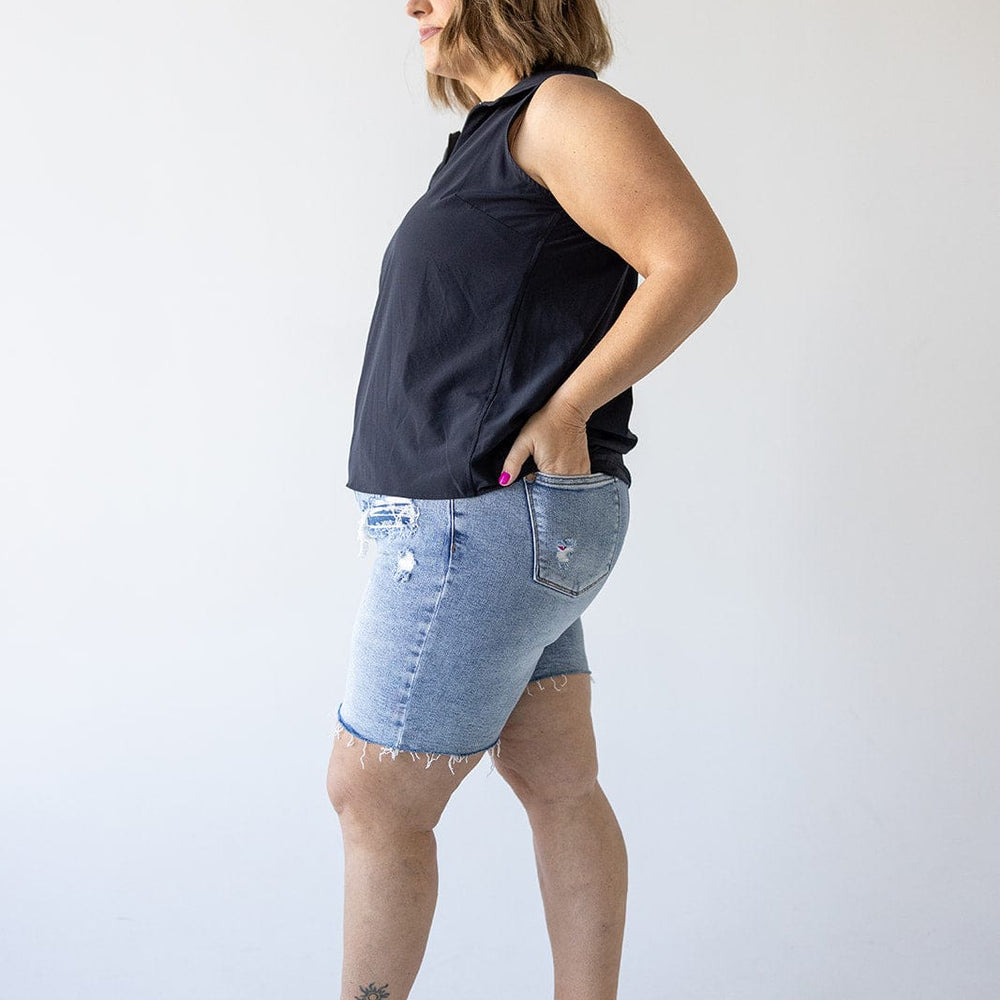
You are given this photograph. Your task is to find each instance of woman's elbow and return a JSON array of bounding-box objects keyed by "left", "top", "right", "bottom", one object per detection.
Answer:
[{"left": 713, "top": 237, "right": 739, "bottom": 294}]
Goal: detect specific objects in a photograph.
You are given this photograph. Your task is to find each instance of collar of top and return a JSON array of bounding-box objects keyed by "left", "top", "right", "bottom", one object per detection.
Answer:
[{"left": 468, "top": 64, "right": 597, "bottom": 113}]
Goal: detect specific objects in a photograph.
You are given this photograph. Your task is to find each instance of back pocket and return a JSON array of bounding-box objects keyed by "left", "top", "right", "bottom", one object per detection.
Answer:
[{"left": 525, "top": 477, "right": 622, "bottom": 596}]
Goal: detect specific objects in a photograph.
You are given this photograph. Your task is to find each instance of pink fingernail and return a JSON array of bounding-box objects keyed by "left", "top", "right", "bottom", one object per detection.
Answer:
[{"left": 498, "top": 471, "right": 511, "bottom": 485}]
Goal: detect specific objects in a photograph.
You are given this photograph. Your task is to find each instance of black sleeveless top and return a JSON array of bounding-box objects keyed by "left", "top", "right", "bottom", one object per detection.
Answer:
[{"left": 346, "top": 64, "right": 639, "bottom": 500}]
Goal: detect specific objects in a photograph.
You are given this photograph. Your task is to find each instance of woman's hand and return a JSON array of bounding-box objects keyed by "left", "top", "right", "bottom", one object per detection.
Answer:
[{"left": 497, "top": 397, "right": 591, "bottom": 485}]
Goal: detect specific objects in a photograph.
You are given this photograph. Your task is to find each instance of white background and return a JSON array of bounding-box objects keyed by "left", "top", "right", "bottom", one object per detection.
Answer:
[{"left": 2, "top": 2, "right": 998, "bottom": 997}]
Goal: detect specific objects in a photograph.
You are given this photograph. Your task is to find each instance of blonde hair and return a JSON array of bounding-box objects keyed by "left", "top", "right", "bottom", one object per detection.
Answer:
[{"left": 427, "top": 0, "right": 615, "bottom": 112}]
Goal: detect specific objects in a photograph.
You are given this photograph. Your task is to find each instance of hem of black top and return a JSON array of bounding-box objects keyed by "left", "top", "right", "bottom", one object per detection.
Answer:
[{"left": 345, "top": 456, "right": 631, "bottom": 501}]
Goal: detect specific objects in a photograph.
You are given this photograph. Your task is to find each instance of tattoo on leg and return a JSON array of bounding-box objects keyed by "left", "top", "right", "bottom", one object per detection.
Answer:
[{"left": 355, "top": 984, "right": 390, "bottom": 1000}]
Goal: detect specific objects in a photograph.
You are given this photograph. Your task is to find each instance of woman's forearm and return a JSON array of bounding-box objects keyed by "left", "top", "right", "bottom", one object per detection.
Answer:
[{"left": 549, "top": 262, "right": 737, "bottom": 422}]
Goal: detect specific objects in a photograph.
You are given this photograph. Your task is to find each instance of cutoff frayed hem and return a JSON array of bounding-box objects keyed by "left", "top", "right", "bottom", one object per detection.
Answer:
[
  {"left": 334, "top": 672, "right": 593, "bottom": 772},
  {"left": 524, "top": 670, "right": 595, "bottom": 695},
  {"left": 334, "top": 714, "right": 502, "bottom": 775}
]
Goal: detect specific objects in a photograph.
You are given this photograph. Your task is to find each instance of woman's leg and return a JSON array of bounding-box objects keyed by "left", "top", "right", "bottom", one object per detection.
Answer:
[
  {"left": 326, "top": 735, "right": 486, "bottom": 1000},
  {"left": 492, "top": 673, "right": 628, "bottom": 1000}
]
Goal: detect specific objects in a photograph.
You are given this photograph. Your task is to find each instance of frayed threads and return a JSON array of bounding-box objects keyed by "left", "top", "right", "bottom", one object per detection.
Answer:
[
  {"left": 356, "top": 511, "right": 371, "bottom": 558},
  {"left": 334, "top": 720, "right": 502, "bottom": 776},
  {"left": 355, "top": 497, "right": 419, "bottom": 559},
  {"left": 524, "top": 671, "right": 595, "bottom": 695}
]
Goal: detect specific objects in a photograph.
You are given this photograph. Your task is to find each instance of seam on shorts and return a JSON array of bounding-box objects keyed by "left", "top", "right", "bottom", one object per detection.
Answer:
[{"left": 391, "top": 498, "right": 458, "bottom": 749}]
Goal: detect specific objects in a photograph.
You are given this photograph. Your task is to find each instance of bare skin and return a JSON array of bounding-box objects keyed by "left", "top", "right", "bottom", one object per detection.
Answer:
[{"left": 326, "top": 673, "right": 625, "bottom": 1000}]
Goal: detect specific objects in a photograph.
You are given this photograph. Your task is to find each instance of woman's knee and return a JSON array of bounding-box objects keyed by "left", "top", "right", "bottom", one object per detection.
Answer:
[
  {"left": 326, "top": 736, "right": 483, "bottom": 830},
  {"left": 494, "top": 746, "right": 599, "bottom": 807}
]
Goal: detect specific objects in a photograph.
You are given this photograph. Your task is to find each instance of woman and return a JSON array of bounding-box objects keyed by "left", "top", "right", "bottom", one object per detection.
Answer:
[{"left": 327, "top": 1, "right": 737, "bottom": 997}]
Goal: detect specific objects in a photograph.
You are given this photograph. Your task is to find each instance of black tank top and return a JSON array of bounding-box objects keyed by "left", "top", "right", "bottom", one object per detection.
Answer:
[{"left": 346, "top": 64, "right": 639, "bottom": 499}]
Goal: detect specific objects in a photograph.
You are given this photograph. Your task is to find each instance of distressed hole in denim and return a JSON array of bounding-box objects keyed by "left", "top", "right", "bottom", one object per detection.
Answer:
[
  {"left": 333, "top": 720, "right": 503, "bottom": 776},
  {"left": 355, "top": 497, "right": 419, "bottom": 557},
  {"left": 394, "top": 548, "right": 416, "bottom": 582},
  {"left": 555, "top": 538, "right": 576, "bottom": 563}
]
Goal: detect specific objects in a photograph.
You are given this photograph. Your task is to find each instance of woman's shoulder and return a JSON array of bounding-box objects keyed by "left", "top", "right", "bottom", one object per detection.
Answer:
[
  {"left": 510, "top": 71, "right": 657, "bottom": 194},
  {"left": 509, "top": 71, "right": 650, "bottom": 195},
  {"left": 512, "top": 71, "right": 657, "bottom": 178},
  {"left": 525, "top": 70, "right": 650, "bottom": 129}
]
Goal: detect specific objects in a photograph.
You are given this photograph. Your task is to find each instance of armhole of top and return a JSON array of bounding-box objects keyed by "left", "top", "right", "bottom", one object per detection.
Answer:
[{"left": 503, "top": 89, "right": 559, "bottom": 202}]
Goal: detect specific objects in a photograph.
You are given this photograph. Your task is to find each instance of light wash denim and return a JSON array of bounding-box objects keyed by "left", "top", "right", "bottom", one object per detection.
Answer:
[{"left": 334, "top": 471, "right": 630, "bottom": 770}]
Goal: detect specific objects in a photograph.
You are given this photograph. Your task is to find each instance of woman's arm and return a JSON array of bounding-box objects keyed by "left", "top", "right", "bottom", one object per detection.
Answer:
[{"left": 513, "top": 72, "right": 738, "bottom": 422}]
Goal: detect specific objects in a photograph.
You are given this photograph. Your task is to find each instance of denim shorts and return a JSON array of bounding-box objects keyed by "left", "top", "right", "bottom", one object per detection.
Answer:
[{"left": 334, "top": 471, "right": 630, "bottom": 770}]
